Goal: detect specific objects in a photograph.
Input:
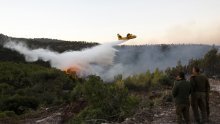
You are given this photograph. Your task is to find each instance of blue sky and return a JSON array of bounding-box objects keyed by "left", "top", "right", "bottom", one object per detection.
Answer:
[{"left": 1, "top": 0, "right": 220, "bottom": 44}]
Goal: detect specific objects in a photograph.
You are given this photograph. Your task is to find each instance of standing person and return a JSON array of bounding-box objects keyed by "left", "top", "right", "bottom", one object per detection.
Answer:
[
  {"left": 172, "top": 72, "right": 191, "bottom": 124},
  {"left": 190, "top": 66, "right": 210, "bottom": 124}
]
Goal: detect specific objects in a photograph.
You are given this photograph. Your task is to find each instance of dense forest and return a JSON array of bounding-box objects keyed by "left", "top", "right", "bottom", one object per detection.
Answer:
[{"left": 0, "top": 34, "right": 220, "bottom": 123}]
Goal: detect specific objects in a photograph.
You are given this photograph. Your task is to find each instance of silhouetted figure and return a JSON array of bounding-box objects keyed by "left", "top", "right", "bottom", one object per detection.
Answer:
[
  {"left": 190, "top": 66, "right": 210, "bottom": 124},
  {"left": 172, "top": 72, "right": 191, "bottom": 124}
]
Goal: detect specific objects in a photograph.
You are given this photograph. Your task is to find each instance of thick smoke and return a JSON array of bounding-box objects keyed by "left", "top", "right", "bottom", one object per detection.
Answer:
[
  {"left": 3, "top": 40, "right": 217, "bottom": 81},
  {"left": 3, "top": 41, "right": 119, "bottom": 77},
  {"left": 97, "top": 43, "right": 217, "bottom": 80}
]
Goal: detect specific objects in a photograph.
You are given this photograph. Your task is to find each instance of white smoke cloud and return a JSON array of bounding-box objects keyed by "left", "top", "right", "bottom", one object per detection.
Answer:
[
  {"left": 3, "top": 41, "right": 122, "bottom": 77},
  {"left": 3, "top": 40, "right": 219, "bottom": 81},
  {"left": 97, "top": 44, "right": 217, "bottom": 81}
]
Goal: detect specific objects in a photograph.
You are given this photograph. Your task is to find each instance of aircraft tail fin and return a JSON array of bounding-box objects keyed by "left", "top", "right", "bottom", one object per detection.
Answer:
[{"left": 117, "top": 34, "right": 122, "bottom": 40}]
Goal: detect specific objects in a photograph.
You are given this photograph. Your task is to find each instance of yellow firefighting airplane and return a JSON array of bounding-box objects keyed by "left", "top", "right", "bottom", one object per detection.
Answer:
[{"left": 117, "top": 33, "right": 137, "bottom": 40}]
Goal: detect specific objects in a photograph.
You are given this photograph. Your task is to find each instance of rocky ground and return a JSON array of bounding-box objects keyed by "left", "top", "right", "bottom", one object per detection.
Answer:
[{"left": 120, "top": 79, "right": 220, "bottom": 124}]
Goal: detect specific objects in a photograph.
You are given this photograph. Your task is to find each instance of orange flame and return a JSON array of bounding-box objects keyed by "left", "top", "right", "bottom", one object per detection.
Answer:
[{"left": 64, "top": 66, "right": 80, "bottom": 75}]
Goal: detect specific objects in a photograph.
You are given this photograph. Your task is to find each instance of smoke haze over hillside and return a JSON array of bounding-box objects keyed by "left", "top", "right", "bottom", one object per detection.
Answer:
[{"left": 3, "top": 40, "right": 218, "bottom": 81}]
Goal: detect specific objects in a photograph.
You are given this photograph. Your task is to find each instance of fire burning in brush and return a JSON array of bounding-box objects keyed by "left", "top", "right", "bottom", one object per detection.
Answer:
[
  {"left": 3, "top": 40, "right": 127, "bottom": 81},
  {"left": 64, "top": 66, "right": 80, "bottom": 75}
]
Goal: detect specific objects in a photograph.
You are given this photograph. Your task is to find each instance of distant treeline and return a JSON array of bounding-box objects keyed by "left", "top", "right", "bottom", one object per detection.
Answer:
[
  {"left": 165, "top": 47, "right": 220, "bottom": 78},
  {"left": 0, "top": 34, "right": 99, "bottom": 52},
  {"left": 0, "top": 33, "right": 99, "bottom": 66}
]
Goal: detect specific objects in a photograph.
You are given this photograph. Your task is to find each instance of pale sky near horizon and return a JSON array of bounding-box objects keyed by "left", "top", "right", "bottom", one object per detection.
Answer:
[{"left": 0, "top": 0, "right": 220, "bottom": 45}]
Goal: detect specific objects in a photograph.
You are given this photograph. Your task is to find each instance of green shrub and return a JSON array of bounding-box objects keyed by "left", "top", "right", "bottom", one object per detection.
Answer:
[
  {"left": 4, "top": 111, "right": 16, "bottom": 117},
  {"left": 69, "top": 75, "right": 139, "bottom": 123},
  {"left": 158, "top": 75, "right": 173, "bottom": 86},
  {"left": 0, "top": 112, "right": 6, "bottom": 118},
  {"left": 124, "top": 71, "right": 151, "bottom": 91},
  {"left": 1, "top": 95, "right": 39, "bottom": 115},
  {"left": 0, "top": 62, "right": 76, "bottom": 115}
]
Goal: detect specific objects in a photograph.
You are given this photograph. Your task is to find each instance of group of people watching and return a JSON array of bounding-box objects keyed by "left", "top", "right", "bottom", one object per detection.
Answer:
[{"left": 172, "top": 67, "right": 210, "bottom": 124}]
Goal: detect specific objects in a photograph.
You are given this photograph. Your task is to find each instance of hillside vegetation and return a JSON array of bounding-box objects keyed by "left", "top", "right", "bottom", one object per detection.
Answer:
[{"left": 0, "top": 34, "right": 220, "bottom": 123}]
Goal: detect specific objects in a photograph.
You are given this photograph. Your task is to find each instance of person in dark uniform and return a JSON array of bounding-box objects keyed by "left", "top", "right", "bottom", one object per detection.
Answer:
[
  {"left": 190, "top": 66, "right": 210, "bottom": 124},
  {"left": 172, "top": 72, "right": 191, "bottom": 124}
]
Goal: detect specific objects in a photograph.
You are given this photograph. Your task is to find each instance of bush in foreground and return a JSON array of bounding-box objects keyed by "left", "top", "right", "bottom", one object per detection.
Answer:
[{"left": 70, "top": 75, "right": 139, "bottom": 123}]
